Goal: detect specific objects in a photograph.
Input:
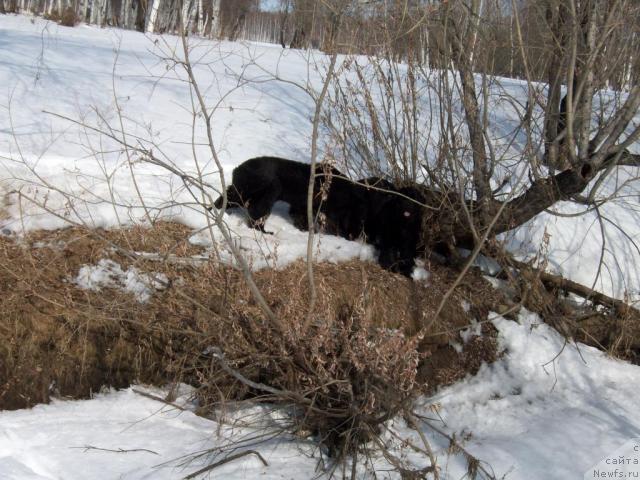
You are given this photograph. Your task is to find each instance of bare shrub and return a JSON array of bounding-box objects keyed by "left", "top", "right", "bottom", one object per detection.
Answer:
[
  {"left": 325, "top": 58, "right": 432, "bottom": 183},
  {"left": 203, "top": 301, "right": 423, "bottom": 458},
  {"left": 0, "top": 223, "right": 504, "bottom": 464},
  {"left": 325, "top": 0, "right": 640, "bottom": 274}
]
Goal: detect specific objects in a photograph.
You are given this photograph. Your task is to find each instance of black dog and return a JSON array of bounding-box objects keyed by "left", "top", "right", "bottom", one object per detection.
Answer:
[
  {"left": 359, "top": 179, "right": 423, "bottom": 276},
  {"left": 289, "top": 176, "right": 388, "bottom": 240},
  {"left": 214, "top": 157, "right": 425, "bottom": 276},
  {"left": 213, "top": 156, "right": 364, "bottom": 237}
]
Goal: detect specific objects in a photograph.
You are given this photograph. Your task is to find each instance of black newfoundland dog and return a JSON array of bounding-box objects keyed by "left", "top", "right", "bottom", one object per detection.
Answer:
[{"left": 214, "top": 156, "right": 422, "bottom": 275}]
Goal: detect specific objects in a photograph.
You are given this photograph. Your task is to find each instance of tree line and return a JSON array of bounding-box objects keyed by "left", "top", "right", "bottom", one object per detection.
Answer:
[{"left": 2, "top": 0, "right": 637, "bottom": 92}]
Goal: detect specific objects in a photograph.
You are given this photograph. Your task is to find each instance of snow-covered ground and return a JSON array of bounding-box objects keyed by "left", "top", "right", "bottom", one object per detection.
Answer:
[
  {"left": 1, "top": 14, "right": 640, "bottom": 300},
  {"left": 0, "top": 385, "right": 322, "bottom": 479},
  {"left": 1, "top": 310, "right": 639, "bottom": 479},
  {"left": 2, "top": 14, "right": 640, "bottom": 480},
  {"left": 0, "top": 14, "right": 375, "bottom": 271}
]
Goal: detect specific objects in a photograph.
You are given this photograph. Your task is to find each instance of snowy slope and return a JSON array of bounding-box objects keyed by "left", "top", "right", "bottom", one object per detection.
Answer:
[
  {"left": 409, "top": 311, "right": 640, "bottom": 479},
  {"left": 0, "top": 386, "right": 321, "bottom": 479},
  {"left": 1, "top": 14, "right": 640, "bottom": 300},
  {"left": 1, "top": 15, "right": 640, "bottom": 479},
  {"left": 0, "top": 14, "right": 374, "bottom": 270}
]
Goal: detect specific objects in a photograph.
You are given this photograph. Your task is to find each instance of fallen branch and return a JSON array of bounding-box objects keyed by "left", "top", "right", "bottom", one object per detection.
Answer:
[
  {"left": 505, "top": 257, "right": 638, "bottom": 317},
  {"left": 131, "top": 388, "right": 186, "bottom": 411}
]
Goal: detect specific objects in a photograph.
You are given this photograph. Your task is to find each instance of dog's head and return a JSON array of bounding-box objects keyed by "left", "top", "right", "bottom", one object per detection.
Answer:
[{"left": 373, "top": 191, "right": 423, "bottom": 276}]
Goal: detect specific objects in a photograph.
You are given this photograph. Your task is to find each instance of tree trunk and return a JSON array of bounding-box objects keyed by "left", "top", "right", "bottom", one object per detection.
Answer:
[
  {"left": 146, "top": 0, "right": 160, "bottom": 32},
  {"left": 418, "top": 164, "right": 592, "bottom": 253}
]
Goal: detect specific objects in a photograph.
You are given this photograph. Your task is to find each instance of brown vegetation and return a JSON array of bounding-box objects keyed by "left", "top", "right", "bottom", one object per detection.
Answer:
[
  {"left": 0, "top": 222, "right": 502, "bottom": 415},
  {"left": 504, "top": 259, "right": 640, "bottom": 364}
]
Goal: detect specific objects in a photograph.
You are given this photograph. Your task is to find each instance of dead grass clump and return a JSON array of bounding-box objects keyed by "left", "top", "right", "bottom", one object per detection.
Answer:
[
  {"left": 0, "top": 222, "right": 502, "bottom": 417},
  {"left": 0, "top": 222, "right": 218, "bottom": 409},
  {"left": 199, "top": 301, "right": 423, "bottom": 458}
]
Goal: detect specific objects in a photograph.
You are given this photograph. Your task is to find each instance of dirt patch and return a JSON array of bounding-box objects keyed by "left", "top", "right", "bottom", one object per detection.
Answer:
[{"left": 0, "top": 222, "right": 503, "bottom": 410}]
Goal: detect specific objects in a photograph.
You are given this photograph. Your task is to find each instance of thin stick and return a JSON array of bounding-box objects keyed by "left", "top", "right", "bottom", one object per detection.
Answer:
[
  {"left": 131, "top": 388, "right": 187, "bottom": 412},
  {"left": 304, "top": 51, "right": 338, "bottom": 333},
  {"left": 72, "top": 445, "right": 159, "bottom": 455},
  {"left": 183, "top": 450, "right": 269, "bottom": 479}
]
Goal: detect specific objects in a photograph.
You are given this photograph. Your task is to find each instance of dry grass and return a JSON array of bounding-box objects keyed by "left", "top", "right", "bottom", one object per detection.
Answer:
[{"left": 0, "top": 221, "right": 503, "bottom": 412}]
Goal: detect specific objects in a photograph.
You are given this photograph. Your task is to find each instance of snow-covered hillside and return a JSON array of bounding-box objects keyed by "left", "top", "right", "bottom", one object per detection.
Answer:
[
  {"left": 1, "top": 14, "right": 640, "bottom": 480},
  {"left": 0, "top": 15, "right": 375, "bottom": 271},
  {"left": 1, "top": 15, "right": 640, "bottom": 300}
]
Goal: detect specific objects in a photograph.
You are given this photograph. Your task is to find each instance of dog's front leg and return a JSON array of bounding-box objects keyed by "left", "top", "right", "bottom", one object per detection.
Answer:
[{"left": 250, "top": 216, "right": 274, "bottom": 235}]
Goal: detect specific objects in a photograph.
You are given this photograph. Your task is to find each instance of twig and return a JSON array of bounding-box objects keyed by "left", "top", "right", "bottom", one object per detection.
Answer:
[
  {"left": 411, "top": 412, "right": 498, "bottom": 480},
  {"left": 72, "top": 445, "right": 159, "bottom": 455},
  {"left": 404, "top": 413, "right": 440, "bottom": 480},
  {"left": 207, "top": 347, "right": 311, "bottom": 406},
  {"left": 131, "top": 388, "right": 187, "bottom": 411},
  {"left": 304, "top": 51, "right": 339, "bottom": 333},
  {"left": 183, "top": 450, "right": 268, "bottom": 479}
]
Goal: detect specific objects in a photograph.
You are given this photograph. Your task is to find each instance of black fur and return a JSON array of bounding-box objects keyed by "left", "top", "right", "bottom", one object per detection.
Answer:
[
  {"left": 214, "top": 156, "right": 363, "bottom": 237},
  {"left": 360, "top": 180, "right": 423, "bottom": 276},
  {"left": 214, "top": 157, "right": 425, "bottom": 276}
]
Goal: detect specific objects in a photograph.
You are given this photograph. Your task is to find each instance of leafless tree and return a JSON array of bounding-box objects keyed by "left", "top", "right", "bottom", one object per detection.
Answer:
[{"left": 326, "top": 0, "right": 640, "bottom": 261}]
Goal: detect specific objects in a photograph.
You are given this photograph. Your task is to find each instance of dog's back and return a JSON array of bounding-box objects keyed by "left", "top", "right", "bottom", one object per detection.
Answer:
[
  {"left": 214, "top": 157, "right": 309, "bottom": 209},
  {"left": 214, "top": 156, "right": 356, "bottom": 235}
]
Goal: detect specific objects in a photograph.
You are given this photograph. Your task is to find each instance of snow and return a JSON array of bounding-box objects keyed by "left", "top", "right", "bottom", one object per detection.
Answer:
[
  {"left": 0, "top": 386, "right": 320, "bottom": 479},
  {"left": 1, "top": 15, "right": 639, "bottom": 298},
  {"left": 411, "top": 260, "right": 430, "bottom": 282},
  {"left": 0, "top": 14, "right": 380, "bottom": 276},
  {"left": 187, "top": 202, "right": 376, "bottom": 270},
  {"left": 459, "top": 318, "right": 481, "bottom": 343},
  {"left": 75, "top": 258, "right": 168, "bottom": 302},
  {"left": 397, "top": 310, "right": 640, "bottom": 479},
  {"left": 2, "top": 310, "right": 639, "bottom": 479},
  {"left": 2, "top": 13, "right": 640, "bottom": 480}
]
